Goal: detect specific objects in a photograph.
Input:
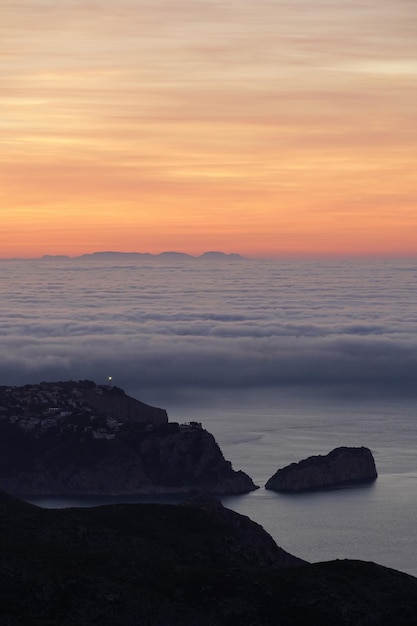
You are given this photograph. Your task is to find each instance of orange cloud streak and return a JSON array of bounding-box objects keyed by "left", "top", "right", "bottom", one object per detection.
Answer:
[{"left": 1, "top": 0, "right": 416, "bottom": 258}]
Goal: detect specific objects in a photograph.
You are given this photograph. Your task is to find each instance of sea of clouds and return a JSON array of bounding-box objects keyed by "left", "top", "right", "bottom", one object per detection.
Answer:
[{"left": 1, "top": 255, "right": 416, "bottom": 402}]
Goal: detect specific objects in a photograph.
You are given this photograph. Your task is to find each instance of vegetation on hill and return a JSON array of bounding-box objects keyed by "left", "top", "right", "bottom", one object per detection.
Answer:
[{"left": 0, "top": 493, "right": 416, "bottom": 626}]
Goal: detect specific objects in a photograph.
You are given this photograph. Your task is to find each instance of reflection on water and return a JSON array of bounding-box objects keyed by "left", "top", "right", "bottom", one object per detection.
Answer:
[{"left": 25, "top": 494, "right": 183, "bottom": 509}]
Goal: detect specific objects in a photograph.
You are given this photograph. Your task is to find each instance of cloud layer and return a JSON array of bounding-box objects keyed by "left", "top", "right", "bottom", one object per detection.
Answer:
[{"left": 1, "top": 257, "right": 416, "bottom": 400}]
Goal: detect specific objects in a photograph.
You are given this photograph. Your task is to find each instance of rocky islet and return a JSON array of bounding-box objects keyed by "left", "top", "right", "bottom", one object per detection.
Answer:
[{"left": 265, "top": 446, "right": 378, "bottom": 493}]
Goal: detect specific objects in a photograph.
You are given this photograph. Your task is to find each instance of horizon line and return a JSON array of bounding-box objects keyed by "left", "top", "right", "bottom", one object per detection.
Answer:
[{"left": 1, "top": 250, "right": 417, "bottom": 261}]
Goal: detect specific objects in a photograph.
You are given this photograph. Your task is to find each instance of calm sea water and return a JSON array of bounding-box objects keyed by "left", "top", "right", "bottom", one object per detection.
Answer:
[
  {"left": 2, "top": 255, "right": 416, "bottom": 576},
  {"left": 169, "top": 388, "right": 417, "bottom": 577}
]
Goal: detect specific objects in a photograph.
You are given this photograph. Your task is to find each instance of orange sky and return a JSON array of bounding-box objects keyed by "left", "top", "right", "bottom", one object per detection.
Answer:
[{"left": 1, "top": 0, "right": 416, "bottom": 258}]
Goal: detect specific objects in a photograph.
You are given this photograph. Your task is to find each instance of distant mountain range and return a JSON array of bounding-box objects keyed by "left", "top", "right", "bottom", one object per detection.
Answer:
[{"left": 39, "top": 251, "right": 247, "bottom": 261}]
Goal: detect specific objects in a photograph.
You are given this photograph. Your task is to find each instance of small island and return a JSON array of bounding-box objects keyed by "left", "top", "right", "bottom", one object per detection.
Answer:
[
  {"left": 0, "top": 380, "right": 256, "bottom": 496},
  {"left": 265, "top": 446, "right": 378, "bottom": 493}
]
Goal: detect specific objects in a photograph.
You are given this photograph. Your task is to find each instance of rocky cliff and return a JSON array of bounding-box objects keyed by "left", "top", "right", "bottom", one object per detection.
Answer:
[
  {"left": 22, "top": 424, "right": 255, "bottom": 496},
  {"left": 265, "top": 446, "right": 377, "bottom": 493},
  {"left": 0, "top": 383, "right": 256, "bottom": 495},
  {"left": 182, "top": 495, "right": 306, "bottom": 568},
  {"left": 0, "top": 491, "right": 416, "bottom": 626}
]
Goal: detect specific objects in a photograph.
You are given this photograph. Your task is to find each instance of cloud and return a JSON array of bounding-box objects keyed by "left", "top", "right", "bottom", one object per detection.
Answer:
[
  {"left": 3, "top": 0, "right": 417, "bottom": 258},
  {"left": 1, "top": 258, "right": 416, "bottom": 401}
]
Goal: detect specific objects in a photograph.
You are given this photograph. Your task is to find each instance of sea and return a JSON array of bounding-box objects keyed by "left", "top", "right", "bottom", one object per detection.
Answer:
[{"left": 1, "top": 254, "right": 416, "bottom": 577}]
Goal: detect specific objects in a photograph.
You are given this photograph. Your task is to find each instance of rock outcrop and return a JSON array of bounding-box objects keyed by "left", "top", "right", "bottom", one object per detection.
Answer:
[
  {"left": 0, "top": 381, "right": 256, "bottom": 496},
  {"left": 182, "top": 495, "right": 306, "bottom": 568},
  {"left": 265, "top": 446, "right": 377, "bottom": 493},
  {"left": 0, "top": 491, "right": 417, "bottom": 625},
  {"left": 0, "top": 425, "right": 257, "bottom": 496}
]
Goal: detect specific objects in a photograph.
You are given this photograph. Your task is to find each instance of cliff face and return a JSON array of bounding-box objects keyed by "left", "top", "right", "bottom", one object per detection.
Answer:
[
  {"left": 0, "top": 422, "right": 256, "bottom": 496},
  {"left": 0, "top": 381, "right": 256, "bottom": 496},
  {"left": 182, "top": 496, "right": 306, "bottom": 569},
  {"left": 265, "top": 446, "right": 377, "bottom": 493}
]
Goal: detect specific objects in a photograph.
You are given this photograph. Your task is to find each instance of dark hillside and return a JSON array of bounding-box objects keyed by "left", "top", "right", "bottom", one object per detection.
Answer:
[{"left": 0, "top": 493, "right": 416, "bottom": 625}]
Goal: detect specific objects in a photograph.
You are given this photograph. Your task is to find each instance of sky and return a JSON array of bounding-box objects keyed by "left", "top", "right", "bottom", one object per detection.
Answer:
[{"left": 2, "top": 0, "right": 416, "bottom": 258}]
